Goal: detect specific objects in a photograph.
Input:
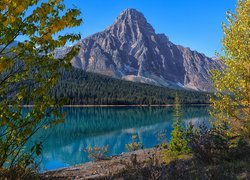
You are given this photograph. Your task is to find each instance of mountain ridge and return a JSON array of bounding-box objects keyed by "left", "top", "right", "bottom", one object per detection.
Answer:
[{"left": 57, "top": 8, "right": 222, "bottom": 91}]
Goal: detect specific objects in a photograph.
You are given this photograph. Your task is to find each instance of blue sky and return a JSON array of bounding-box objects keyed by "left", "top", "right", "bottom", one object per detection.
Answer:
[
  {"left": 65, "top": 0, "right": 237, "bottom": 57},
  {"left": 22, "top": 0, "right": 237, "bottom": 57}
]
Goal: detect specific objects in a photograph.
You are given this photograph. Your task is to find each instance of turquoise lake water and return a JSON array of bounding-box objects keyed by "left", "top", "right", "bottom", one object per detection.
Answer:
[{"left": 33, "top": 106, "right": 210, "bottom": 172}]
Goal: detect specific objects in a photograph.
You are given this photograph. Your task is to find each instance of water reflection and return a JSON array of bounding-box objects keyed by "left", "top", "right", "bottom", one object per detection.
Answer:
[{"left": 32, "top": 106, "right": 210, "bottom": 172}]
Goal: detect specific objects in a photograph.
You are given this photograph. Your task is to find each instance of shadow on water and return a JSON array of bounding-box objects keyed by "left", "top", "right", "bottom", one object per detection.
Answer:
[{"left": 29, "top": 106, "right": 210, "bottom": 172}]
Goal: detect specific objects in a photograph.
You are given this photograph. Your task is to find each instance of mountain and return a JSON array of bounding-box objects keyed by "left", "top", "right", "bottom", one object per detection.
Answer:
[
  {"left": 0, "top": 40, "right": 19, "bottom": 49},
  {"left": 59, "top": 9, "right": 222, "bottom": 91}
]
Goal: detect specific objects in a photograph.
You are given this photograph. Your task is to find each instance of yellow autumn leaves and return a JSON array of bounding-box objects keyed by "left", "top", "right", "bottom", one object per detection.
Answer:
[
  {"left": 211, "top": 0, "right": 250, "bottom": 143},
  {"left": 0, "top": 57, "right": 13, "bottom": 73},
  {"left": 0, "top": 0, "right": 82, "bottom": 175}
]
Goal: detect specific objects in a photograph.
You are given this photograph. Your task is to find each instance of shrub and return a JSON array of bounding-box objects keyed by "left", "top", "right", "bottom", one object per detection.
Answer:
[
  {"left": 84, "top": 145, "right": 110, "bottom": 161},
  {"left": 0, "top": 166, "right": 39, "bottom": 180},
  {"left": 188, "top": 125, "right": 250, "bottom": 163},
  {"left": 126, "top": 135, "right": 143, "bottom": 152}
]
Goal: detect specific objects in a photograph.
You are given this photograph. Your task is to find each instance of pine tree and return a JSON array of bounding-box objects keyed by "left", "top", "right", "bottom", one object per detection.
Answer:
[
  {"left": 163, "top": 93, "right": 191, "bottom": 162},
  {"left": 168, "top": 93, "right": 190, "bottom": 155}
]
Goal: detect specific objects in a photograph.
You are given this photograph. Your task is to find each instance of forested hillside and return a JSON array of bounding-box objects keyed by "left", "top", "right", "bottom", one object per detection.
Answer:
[{"left": 52, "top": 68, "right": 210, "bottom": 105}]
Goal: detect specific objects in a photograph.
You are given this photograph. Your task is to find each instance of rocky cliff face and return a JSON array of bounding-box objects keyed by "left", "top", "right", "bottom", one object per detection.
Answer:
[{"left": 70, "top": 9, "right": 221, "bottom": 91}]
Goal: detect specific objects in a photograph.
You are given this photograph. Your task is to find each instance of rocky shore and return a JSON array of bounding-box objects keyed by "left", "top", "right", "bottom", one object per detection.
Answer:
[
  {"left": 41, "top": 147, "right": 249, "bottom": 180},
  {"left": 41, "top": 148, "right": 162, "bottom": 179}
]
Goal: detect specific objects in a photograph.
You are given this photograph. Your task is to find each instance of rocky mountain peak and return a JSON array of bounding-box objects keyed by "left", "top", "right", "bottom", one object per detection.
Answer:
[
  {"left": 109, "top": 8, "right": 155, "bottom": 36},
  {"left": 66, "top": 8, "right": 222, "bottom": 92},
  {"left": 117, "top": 8, "right": 146, "bottom": 21}
]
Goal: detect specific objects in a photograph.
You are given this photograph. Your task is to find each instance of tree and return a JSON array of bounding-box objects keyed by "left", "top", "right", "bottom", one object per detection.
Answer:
[
  {"left": 210, "top": 0, "right": 250, "bottom": 144},
  {"left": 163, "top": 93, "right": 190, "bottom": 163},
  {"left": 0, "top": 0, "right": 82, "bottom": 177},
  {"left": 168, "top": 93, "right": 190, "bottom": 154}
]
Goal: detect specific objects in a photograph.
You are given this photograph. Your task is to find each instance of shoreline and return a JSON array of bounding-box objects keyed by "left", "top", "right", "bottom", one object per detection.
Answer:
[
  {"left": 63, "top": 104, "right": 210, "bottom": 107},
  {"left": 40, "top": 146, "right": 249, "bottom": 180},
  {"left": 41, "top": 148, "right": 162, "bottom": 179},
  {"left": 12, "top": 104, "right": 210, "bottom": 108}
]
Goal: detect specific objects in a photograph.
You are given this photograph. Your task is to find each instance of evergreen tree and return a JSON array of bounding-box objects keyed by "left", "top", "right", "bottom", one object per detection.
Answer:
[
  {"left": 163, "top": 93, "right": 191, "bottom": 163},
  {"left": 51, "top": 68, "right": 210, "bottom": 105},
  {"left": 167, "top": 93, "right": 190, "bottom": 155}
]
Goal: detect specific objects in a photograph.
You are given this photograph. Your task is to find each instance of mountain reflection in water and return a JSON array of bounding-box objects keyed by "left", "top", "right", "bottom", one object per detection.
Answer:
[{"left": 30, "top": 106, "right": 210, "bottom": 172}]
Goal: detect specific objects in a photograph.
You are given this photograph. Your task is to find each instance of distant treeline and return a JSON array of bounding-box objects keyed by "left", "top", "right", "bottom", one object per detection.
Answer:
[{"left": 51, "top": 68, "right": 210, "bottom": 105}]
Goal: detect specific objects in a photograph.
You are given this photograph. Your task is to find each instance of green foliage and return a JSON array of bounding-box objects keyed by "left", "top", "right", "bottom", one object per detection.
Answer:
[
  {"left": 181, "top": 0, "right": 250, "bottom": 170},
  {"left": 182, "top": 0, "right": 250, "bottom": 170},
  {"left": 51, "top": 68, "right": 210, "bottom": 105},
  {"left": 187, "top": 125, "right": 250, "bottom": 164},
  {"left": 163, "top": 93, "right": 191, "bottom": 163},
  {"left": 126, "top": 135, "right": 143, "bottom": 152},
  {"left": 210, "top": 0, "right": 250, "bottom": 144},
  {"left": 84, "top": 145, "right": 110, "bottom": 161},
  {"left": 0, "top": 0, "right": 82, "bottom": 177},
  {"left": 0, "top": 165, "right": 39, "bottom": 180}
]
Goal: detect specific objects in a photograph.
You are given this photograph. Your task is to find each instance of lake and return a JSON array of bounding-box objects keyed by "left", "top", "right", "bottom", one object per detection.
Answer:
[{"left": 33, "top": 106, "right": 210, "bottom": 172}]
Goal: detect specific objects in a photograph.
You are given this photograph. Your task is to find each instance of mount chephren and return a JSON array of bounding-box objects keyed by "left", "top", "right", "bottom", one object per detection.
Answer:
[{"left": 55, "top": 8, "right": 222, "bottom": 91}]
